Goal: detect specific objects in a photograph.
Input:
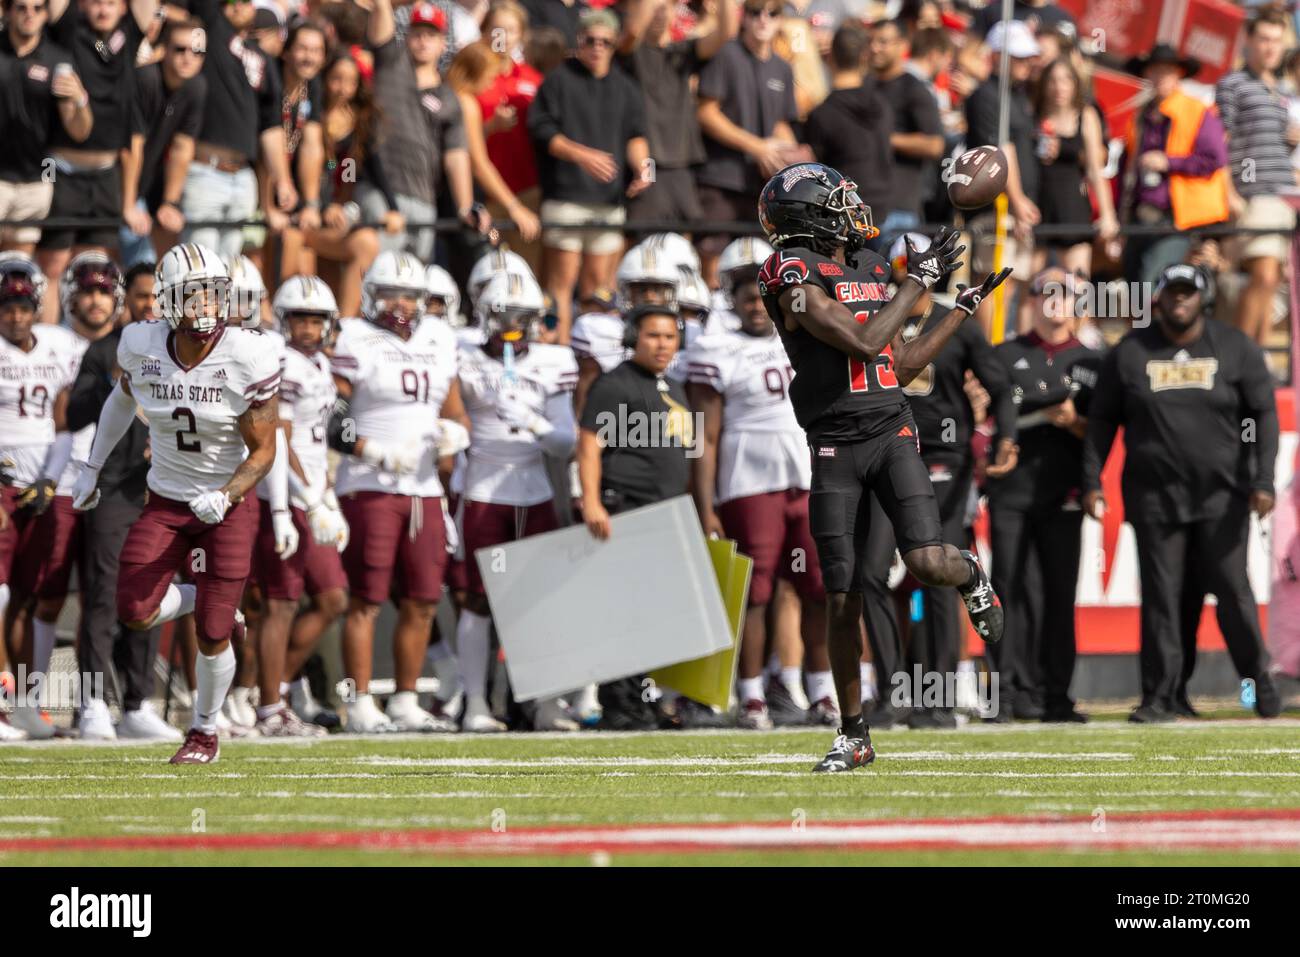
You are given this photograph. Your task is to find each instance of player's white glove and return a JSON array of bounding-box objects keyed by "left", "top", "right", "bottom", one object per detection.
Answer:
[
  {"left": 307, "top": 500, "right": 349, "bottom": 550},
  {"left": 906, "top": 226, "right": 964, "bottom": 289},
  {"left": 323, "top": 488, "right": 350, "bottom": 552},
  {"left": 271, "top": 508, "right": 300, "bottom": 560},
  {"left": 71, "top": 464, "right": 101, "bottom": 512},
  {"left": 360, "top": 438, "right": 424, "bottom": 475},
  {"left": 495, "top": 390, "right": 550, "bottom": 435},
  {"left": 189, "top": 489, "right": 232, "bottom": 525},
  {"left": 436, "top": 418, "right": 471, "bottom": 457}
]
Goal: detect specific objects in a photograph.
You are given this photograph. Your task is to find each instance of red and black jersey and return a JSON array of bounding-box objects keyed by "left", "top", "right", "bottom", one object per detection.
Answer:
[{"left": 757, "top": 245, "right": 908, "bottom": 443}]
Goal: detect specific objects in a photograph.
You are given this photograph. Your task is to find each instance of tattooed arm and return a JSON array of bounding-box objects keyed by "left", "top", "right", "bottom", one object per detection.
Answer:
[{"left": 224, "top": 397, "right": 280, "bottom": 503}]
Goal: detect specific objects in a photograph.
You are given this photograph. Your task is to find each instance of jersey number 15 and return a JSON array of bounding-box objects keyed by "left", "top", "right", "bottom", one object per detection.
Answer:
[{"left": 848, "top": 343, "right": 899, "bottom": 393}]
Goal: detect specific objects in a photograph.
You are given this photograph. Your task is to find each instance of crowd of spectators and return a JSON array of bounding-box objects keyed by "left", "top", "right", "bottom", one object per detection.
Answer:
[{"left": 1, "top": 0, "right": 1299, "bottom": 355}]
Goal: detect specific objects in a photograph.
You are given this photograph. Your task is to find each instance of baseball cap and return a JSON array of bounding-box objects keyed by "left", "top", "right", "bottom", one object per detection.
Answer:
[
  {"left": 987, "top": 20, "right": 1040, "bottom": 59},
  {"left": 1155, "top": 263, "right": 1209, "bottom": 296},
  {"left": 410, "top": 2, "right": 447, "bottom": 32}
]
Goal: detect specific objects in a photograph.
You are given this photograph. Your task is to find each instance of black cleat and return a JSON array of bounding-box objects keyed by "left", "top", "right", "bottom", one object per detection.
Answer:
[
  {"left": 1254, "top": 673, "right": 1283, "bottom": 718},
  {"left": 866, "top": 700, "right": 910, "bottom": 729},
  {"left": 765, "top": 679, "right": 810, "bottom": 726},
  {"left": 812, "top": 731, "right": 876, "bottom": 773},
  {"left": 908, "top": 707, "right": 958, "bottom": 729},
  {"left": 1129, "top": 703, "right": 1175, "bottom": 724},
  {"left": 957, "top": 550, "right": 1003, "bottom": 643},
  {"left": 1172, "top": 692, "right": 1199, "bottom": 718},
  {"left": 1041, "top": 706, "right": 1088, "bottom": 724}
]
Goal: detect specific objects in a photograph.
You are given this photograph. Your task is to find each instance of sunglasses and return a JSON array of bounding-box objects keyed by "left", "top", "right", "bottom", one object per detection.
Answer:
[{"left": 579, "top": 35, "right": 613, "bottom": 48}]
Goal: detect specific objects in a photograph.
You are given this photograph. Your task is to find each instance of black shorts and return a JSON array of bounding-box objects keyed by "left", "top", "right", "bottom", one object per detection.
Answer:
[
  {"left": 808, "top": 415, "right": 944, "bottom": 593},
  {"left": 695, "top": 184, "right": 755, "bottom": 257},
  {"left": 37, "top": 164, "right": 121, "bottom": 251},
  {"left": 626, "top": 166, "right": 703, "bottom": 226}
]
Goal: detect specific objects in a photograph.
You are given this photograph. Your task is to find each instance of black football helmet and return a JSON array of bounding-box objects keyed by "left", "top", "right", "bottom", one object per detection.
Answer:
[{"left": 757, "top": 163, "right": 879, "bottom": 254}]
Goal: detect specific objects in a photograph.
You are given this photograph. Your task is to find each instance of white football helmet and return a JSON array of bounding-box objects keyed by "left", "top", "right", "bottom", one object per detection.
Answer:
[
  {"left": 424, "top": 264, "right": 462, "bottom": 325},
  {"left": 0, "top": 253, "right": 46, "bottom": 313},
  {"left": 223, "top": 253, "right": 266, "bottom": 328},
  {"left": 639, "top": 232, "right": 700, "bottom": 274},
  {"left": 60, "top": 251, "right": 125, "bottom": 328},
  {"left": 154, "top": 242, "right": 231, "bottom": 341},
  {"left": 718, "top": 237, "right": 775, "bottom": 296},
  {"left": 615, "top": 242, "right": 680, "bottom": 314},
  {"left": 273, "top": 274, "right": 339, "bottom": 351},
  {"left": 362, "top": 250, "right": 427, "bottom": 335},
  {"left": 474, "top": 270, "right": 545, "bottom": 341},
  {"left": 467, "top": 248, "right": 530, "bottom": 308},
  {"left": 676, "top": 269, "right": 711, "bottom": 318}
]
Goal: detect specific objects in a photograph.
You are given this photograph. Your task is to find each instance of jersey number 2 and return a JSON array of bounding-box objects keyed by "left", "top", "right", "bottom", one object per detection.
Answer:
[
  {"left": 848, "top": 343, "right": 899, "bottom": 393},
  {"left": 173, "top": 407, "right": 201, "bottom": 453}
]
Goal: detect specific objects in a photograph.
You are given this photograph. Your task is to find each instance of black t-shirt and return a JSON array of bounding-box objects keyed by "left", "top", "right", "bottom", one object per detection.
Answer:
[
  {"left": 47, "top": 7, "right": 143, "bottom": 152},
  {"left": 527, "top": 58, "right": 647, "bottom": 206},
  {"left": 964, "top": 76, "right": 1037, "bottom": 216},
  {"left": 579, "top": 359, "right": 693, "bottom": 505},
  {"left": 617, "top": 40, "right": 705, "bottom": 170},
  {"left": 696, "top": 39, "right": 797, "bottom": 195},
  {"left": 757, "top": 245, "right": 909, "bottom": 443},
  {"left": 190, "top": 0, "right": 281, "bottom": 157},
  {"left": 986, "top": 332, "right": 1099, "bottom": 511},
  {"left": 899, "top": 306, "right": 1016, "bottom": 464},
  {"left": 418, "top": 81, "right": 465, "bottom": 197},
  {"left": 1083, "top": 321, "right": 1279, "bottom": 524},
  {"left": 521, "top": 0, "right": 589, "bottom": 49},
  {"left": 66, "top": 327, "right": 150, "bottom": 502},
  {"left": 0, "top": 34, "right": 75, "bottom": 182},
  {"left": 134, "top": 63, "right": 208, "bottom": 212},
  {"left": 804, "top": 83, "right": 894, "bottom": 223},
  {"left": 875, "top": 71, "right": 942, "bottom": 220}
]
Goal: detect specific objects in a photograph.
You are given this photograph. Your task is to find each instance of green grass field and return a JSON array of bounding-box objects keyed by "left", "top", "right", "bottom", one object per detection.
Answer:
[{"left": 3, "top": 718, "right": 1300, "bottom": 866}]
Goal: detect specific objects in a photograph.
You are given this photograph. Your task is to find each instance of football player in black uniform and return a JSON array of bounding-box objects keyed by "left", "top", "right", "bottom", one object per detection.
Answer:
[{"left": 755, "top": 163, "right": 1011, "bottom": 772}]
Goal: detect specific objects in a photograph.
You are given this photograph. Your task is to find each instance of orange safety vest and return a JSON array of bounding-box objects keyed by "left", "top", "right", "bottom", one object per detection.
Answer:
[{"left": 1126, "top": 90, "right": 1229, "bottom": 231}]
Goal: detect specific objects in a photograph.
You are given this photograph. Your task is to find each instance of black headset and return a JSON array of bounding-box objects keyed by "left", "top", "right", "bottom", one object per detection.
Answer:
[{"left": 622, "top": 304, "right": 682, "bottom": 350}]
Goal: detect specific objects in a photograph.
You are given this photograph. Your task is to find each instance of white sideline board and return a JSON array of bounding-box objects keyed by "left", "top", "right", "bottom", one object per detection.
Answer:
[{"left": 474, "top": 495, "right": 733, "bottom": 701}]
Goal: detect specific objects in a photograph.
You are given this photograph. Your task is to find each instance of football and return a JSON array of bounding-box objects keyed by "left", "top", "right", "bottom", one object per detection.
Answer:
[{"left": 946, "top": 144, "right": 1009, "bottom": 210}]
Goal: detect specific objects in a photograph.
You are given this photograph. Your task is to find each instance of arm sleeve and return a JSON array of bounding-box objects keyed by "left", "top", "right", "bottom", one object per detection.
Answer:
[
  {"left": 1081, "top": 347, "right": 1124, "bottom": 493},
  {"left": 910, "top": 78, "right": 943, "bottom": 137},
  {"left": 178, "top": 74, "right": 208, "bottom": 139},
  {"left": 526, "top": 72, "right": 562, "bottom": 147},
  {"left": 40, "top": 432, "right": 74, "bottom": 482},
  {"left": 84, "top": 384, "right": 138, "bottom": 472},
  {"left": 1166, "top": 108, "right": 1228, "bottom": 177},
  {"left": 266, "top": 426, "right": 290, "bottom": 511},
  {"left": 968, "top": 328, "right": 1016, "bottom": 444},
  {"left": 1239, "top": 338, "right": 1280, "bottom": 495},
  {"left": 67, "top": 338, "right": 112, "bottom": 432},
  {"left": 578, "top": 374, "right": 619, "bottom": 433},
  {"left": 537, "top": 391, "right": 577, "bottom": 458},
  {"left": 329, "top": 327, "right": 367, "bottom": 382},
  {"left": 256, "top": 53, "right": 283, "bottom": 135},
  {"left": 696, "top": 47, "right": 730, "bottom": 103}
]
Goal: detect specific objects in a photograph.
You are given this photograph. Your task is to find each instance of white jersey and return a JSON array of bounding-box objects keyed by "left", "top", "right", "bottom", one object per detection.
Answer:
[
  {"left": 119, "top": 321, "right": 281, "bottom": 502},
  {"left": 0, "top": 327, "right": 78, "bottom": 486},
  {"left": 50, "top": 325, "right": 95, "bottom": 496},
  {"left": 331, "top": 317, "right": 458, "bottom": 498},
  {"left": 458, "top": 341, "right": 577, "bottom": 506},
  {"left": 253, "top": 330, "right": 286, "bottom": 504},
  {"left": 572, "top": 309, "right": 691, "bottom": 382},
  {"left": 277, "top": 343, "right": 337, "bottom": 506},
  {"left": 685, "top": 329, "right": 810, "bottom": 503}
]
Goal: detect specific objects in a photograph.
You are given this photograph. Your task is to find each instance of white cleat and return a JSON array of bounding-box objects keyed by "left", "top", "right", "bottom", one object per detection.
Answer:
[
  {"left": 255, "top": 705, "right": 328, "bottom": 738},
  {"left": 215, "top": 709, "right": 257, "bottom": 738},
  {"left": 10, "top": 704, "right": 56, "bottom": 740},
  {"left": 737, "top": 699, "right": 774, "bottom": 731},
  {"left": 0, "top": 714, "right": 28, "bottom": 741},
  {"left": 79, "top": 698, "right": 118, "bottom": 741},
  {"left": 462, "top": 694, "right": 507, "bottom": 733},
  {"left": 346, "top": 694, "right": 398, "bottom": 734},
  {"left": 572, "top": 684, "right": 602, "bottom": 728},
  {"left": 386, "top": 692, "right": 457, "bottom": 732},
  {"left": 532, "top": 695, "right": 579, "bottom": 732},
  {"left": 117, "top": 701, "right": 183, "bottom": 742},
  {"left": 225, "top": 687, "right": 257, "bottom": 729}
]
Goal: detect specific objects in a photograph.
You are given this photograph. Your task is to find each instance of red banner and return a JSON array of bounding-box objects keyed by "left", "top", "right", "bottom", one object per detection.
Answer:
[
  {"left": 1058, "top": 0, "right": 1163, "bottom": 60},
  {"left": 1176, "top": 0, "right": 1245, "bottom": 84}
]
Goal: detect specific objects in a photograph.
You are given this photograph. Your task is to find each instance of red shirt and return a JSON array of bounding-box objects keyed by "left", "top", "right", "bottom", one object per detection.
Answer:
[{"left": 478, "top": 59, "right": 542, "bottom": 194}]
